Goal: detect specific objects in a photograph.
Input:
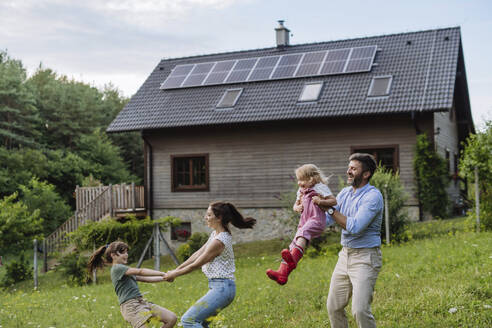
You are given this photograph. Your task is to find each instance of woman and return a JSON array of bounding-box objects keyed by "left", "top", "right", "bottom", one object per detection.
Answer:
[{"left": 164, "top": 202, "right": 256, "bottom": 327}]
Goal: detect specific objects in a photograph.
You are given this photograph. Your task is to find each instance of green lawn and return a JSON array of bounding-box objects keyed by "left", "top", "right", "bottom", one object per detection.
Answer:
[{"left": 1, "top": 221, "right": 491, "bottom": 327}]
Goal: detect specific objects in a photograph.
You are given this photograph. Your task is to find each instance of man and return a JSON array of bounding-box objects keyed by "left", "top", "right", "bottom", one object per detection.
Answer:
[{"left": 314, "top": 153, "right": 383, "bottom": 328}]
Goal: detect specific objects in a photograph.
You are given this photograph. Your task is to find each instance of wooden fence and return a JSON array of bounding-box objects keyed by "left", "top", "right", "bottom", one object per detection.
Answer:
[{"left": 45, "top": 183, "right": 145, "bottom": 254}]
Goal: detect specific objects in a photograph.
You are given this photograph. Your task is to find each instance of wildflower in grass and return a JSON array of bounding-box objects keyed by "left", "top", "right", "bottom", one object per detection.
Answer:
[{"left": 448, "top": 307, "right": 458, "bottom": 313}]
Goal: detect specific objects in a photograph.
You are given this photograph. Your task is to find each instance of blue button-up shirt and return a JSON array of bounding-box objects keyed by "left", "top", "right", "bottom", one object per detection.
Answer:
[{"left": 326, "top": 183, "right": 383, "bottom": 248}]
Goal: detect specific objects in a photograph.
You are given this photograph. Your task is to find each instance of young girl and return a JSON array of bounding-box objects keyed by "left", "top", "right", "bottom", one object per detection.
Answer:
[
  {"left": 266, "top": 164, "right": 337, "bottom": 285},
  {"left": 87, "top": 241, "right": 177, "bottom": 328},
  {"left": 164, "top": 202, "right": 256, "bottom": 328}
]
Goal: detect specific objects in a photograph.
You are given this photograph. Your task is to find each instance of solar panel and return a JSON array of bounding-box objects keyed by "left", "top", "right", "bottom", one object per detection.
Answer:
[
  {"left": 345, "top": 46, "right": 377, "bottom": 73},
  {"left": 295, "top": 51, "right": 326, "bottom": 77},
  {"left": 225, "top": 58, "right": 257, "bottom": 83},
  {"left": 160, "top": 45, "right": 377, "bottom": 89},
  {"left": 319, "top": 60, "right": 346, "bottom": 75},
  {"left": 248, "top": 56, "right": 280, "bottom": 81},
  {"left": 271, "top": 54, "right": 302, "bottom": 79},
  {"left": 203, "top": 60, "right": 235, "bottom": 85},
  {"left": 181, "top": 62, "right": 215, "bottom": 87}
]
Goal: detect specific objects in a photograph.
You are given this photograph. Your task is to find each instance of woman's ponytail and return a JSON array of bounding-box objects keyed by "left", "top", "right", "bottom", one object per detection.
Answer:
[{"left": 210, "top": 202, "right": 256, "bottom": 232}]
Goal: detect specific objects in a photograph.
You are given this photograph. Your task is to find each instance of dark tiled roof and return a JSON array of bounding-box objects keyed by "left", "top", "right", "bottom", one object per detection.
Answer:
[{"left": 108, "top": 27, "right": 462, "bottom": 132}]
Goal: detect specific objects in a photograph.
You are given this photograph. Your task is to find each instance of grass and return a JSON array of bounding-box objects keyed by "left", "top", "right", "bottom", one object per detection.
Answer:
[{"left": 1, "top": 218, "right": 491, "bottom": 327}]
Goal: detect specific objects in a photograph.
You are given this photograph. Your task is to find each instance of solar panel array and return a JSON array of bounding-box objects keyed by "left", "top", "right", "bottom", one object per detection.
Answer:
[{"left": 160, "top": 45, "right": 377, "bottom": 89}]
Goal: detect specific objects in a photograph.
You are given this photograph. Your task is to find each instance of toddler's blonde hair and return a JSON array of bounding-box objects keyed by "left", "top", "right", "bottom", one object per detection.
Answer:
[{"left": 295, "top": 164, "right": 330, "bottom": 185}]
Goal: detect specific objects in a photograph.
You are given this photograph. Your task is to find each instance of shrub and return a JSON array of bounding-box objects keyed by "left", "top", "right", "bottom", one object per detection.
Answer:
[
  {"left": 176, "top": 232, "right": 209, "bottom": 262},
  {"left": 69, "top": 216, "right": 177, "bottom": 263},
  {"left": 0, "top": 252, "right": 32, "bottom": 287},
  {"left": 413, "top": 133, "right": 450, "bottom": 218},
  {"left": 371, "top": 166, "right": 410, "bottom": 243},
  {"left": 56, "top": 252, "right": 90, "bottom": 286}
]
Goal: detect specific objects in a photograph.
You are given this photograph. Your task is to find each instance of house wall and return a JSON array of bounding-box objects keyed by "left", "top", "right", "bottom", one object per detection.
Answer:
[
  {"left": 147, "top": 114, "right": 429, "bottom": 243},
  {"left": 434, "top": 108, "right": 461, "bottom": 208}
]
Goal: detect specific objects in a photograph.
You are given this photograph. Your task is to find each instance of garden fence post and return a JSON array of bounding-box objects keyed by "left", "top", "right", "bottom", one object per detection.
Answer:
[
  {"left": 33, "top": 239, "right": 38, "bottom": 289},
  {"left": 43, "top": 239, "right": 48, "bottom": 273},
  {"left": 154, "top": 223, "right": 160, "bottom": 270},
  {"left": 93, "top": 242, "right": 97, "bottom": 284},
  {"left": 384, "top": 185, "right": 390, "bottom": 245},
  {"left": 475, "top": 167, "right": 480, "bottom": 233}
]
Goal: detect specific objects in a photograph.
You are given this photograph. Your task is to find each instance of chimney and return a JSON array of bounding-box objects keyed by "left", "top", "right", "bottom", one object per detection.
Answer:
[{"left": 275, "top": 20, "right": 290, "bottom": 47}]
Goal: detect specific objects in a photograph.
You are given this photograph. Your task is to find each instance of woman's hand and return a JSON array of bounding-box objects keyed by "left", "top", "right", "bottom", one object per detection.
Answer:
[{"left": 163, "top": 270, "right": 176, "bottom": 282}]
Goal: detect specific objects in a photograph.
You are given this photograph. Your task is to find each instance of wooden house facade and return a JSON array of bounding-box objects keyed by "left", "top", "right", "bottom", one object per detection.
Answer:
[{"left": 108, "top": 24, "right": 474, "bottom": 243}]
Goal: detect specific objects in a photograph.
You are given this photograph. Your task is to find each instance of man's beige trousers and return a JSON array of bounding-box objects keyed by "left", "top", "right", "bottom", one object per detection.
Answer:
[{"left": 327, "top": 247, "right": 382, "bottom": 328}]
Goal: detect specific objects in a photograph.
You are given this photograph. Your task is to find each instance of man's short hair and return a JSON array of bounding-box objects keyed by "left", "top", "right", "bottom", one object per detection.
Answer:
[{"left": 349, "top": 153, "right": 377, "bottom": 181}]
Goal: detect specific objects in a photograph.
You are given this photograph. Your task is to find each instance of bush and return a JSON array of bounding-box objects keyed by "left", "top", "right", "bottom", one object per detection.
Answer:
[
  {"left": 176, "top": 232, "right": 209, "bottom": 262},
  {"left": 413, "top": 133, "right": 450, "bottom": 218},
  {"left": 371, "top": 166, "right": 410, "bottom": 243},
  {"left": 56, "top": 252, "right": 90, "bottom": 286},
  {"left": 0, "top": 252, "right": 32, "bottom": 287},
  {"left": 69, "top": 216, "right": 177, "bottom": 263}
]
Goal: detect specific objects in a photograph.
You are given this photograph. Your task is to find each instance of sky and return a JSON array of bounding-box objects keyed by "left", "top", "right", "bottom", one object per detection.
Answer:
[{"left": 1, "top": 0, "right": 491, "bottom": 129}]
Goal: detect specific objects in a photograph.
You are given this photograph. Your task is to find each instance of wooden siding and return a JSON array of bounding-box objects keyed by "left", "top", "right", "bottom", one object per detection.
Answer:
[{"left": 147, "top": 114, "right": 426, "bottom": 209}]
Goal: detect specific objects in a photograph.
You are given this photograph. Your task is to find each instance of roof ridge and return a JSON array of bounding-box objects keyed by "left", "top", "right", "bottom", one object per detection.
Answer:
[{"left": 159, "top": 26, "right": 461, "bottom": 63}]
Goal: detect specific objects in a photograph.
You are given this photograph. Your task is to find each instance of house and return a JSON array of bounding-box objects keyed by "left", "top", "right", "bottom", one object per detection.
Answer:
[{"left": 107, "top": 22, "right": 474, "bottom": 244}]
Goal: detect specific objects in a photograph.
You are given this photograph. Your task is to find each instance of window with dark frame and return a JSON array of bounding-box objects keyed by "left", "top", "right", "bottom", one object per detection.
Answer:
[
  {"left": 351, "top": 146, "right": 399, "bottom": 172},
  {"left": 172, "top": 154, "right": 209, "bottom": 191}
]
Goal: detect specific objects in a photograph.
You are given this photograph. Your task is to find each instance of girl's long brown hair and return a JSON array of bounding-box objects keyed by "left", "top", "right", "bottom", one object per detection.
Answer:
[
  {"left": 210, "top": 202, "right": 256, "bottom": 233},
  {"left": 87, "top": 241, "right": 129, "bottom": 273}
]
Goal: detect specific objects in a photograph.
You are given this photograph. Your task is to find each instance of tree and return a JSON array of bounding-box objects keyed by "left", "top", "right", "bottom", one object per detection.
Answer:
[
  {"left": 413, "top": 133, "right": 450, "bottom": 219},
  {"left": 19, "top": 178, "right": 72, "bottom": 235},
  {"left": 459, "top": 120, "right": 492, "bottom": 230},
  {"left": 0, "top": 193, "right": 43, "bottom": 254},
  {"left": 0, "top": 50, "right": 40, "bottom": 149},
  {"left": 75, "top": 129, "right": 138, "bottom": 184},
  {"left": 28, "top": 67, "right": 106, "bottom": 150}
]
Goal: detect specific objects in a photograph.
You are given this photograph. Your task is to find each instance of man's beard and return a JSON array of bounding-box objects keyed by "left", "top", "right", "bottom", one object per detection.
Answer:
[{"left": 347, "top": 172, "right": 364, "bottom": 187}]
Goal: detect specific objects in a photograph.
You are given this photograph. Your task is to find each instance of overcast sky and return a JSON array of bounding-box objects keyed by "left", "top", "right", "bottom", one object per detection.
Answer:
[{"left": 1, "top": 0, "right": 491, "bottom": 129}]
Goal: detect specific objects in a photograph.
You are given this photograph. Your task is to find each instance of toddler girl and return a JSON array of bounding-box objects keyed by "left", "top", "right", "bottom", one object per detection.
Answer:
[{"left": 267, "top": 164, "right": 336, "bottom": 285}]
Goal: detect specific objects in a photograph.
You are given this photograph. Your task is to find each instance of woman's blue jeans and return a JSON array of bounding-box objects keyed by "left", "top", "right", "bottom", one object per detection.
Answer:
[{"left": 181, "top": 278, "right": 236, "bottom": 328}]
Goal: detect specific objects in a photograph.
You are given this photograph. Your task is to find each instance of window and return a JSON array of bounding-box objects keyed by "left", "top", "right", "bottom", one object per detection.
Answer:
[
  {"left": 368, "top": 75, "right": 392, "bottom": 97},
  {"left": 351, "top": 145, "right": 399, "bottom": 172},
  {"left": 217, "top": 88, "right": 243, "bottom": 108},
  {"left": 299, "top": 82, "right": 323, "bottom": 102},
  {"left": 171, "top": 154, "right": 209, "bottom": 191}
]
